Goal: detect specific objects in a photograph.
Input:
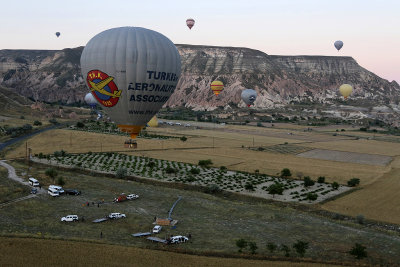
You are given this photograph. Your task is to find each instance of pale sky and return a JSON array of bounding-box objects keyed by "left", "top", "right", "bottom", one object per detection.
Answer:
[{"left": 1, "top": 0, "right": 399, "bottom": 83}]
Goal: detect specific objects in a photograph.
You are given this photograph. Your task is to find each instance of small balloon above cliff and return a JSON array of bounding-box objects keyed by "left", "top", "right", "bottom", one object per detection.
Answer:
[
  {"left": 186, "top": 18, "right": 195, "bottom": 29},
  {"left": 334, "top": 40, "right": 343, "bottom": 51}
]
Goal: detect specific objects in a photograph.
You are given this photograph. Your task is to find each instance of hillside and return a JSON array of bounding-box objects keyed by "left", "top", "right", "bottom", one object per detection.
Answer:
[{"left": 0, "top": 45, "right": 399, "bottom": 110}]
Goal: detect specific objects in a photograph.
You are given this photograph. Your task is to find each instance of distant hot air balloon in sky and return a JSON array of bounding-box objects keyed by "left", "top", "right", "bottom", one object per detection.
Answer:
[
  {"left": 339, "top": 84, "right": 353, "bottom": 99},
  {"left": 55, "top": 32, "right": 60, "bottom": 38},
  {"left": 241, "top": 89, "right": 257, "bottom": 107},
  {"left": 186, "top": 18, "right": 195, "bottom": 29},
  {"left": 334, "top": 40, "right": 343, "bottom": 51},
  {"left": 84, "top": 92, "right": 97, "bottom": 108},
  {"left": 211, "top": 80, "right": 224, "bottom": 96},
  {"left": 147, "top": 116, "right": 158, "bottom": 127},
  {"left": 80, "top": 27, "right": 181, "bottom": 140}
]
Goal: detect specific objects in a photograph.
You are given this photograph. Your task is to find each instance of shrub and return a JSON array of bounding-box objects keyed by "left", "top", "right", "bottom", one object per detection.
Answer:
[
  {"left": 347, "top": 178, "right": 360, "bottom": 187},
  {"left": 198, "top": 159, "right": 213, "bottom": 168},
  {"left": 244, "top": 183, "right": 255, "bottom": 191},
  {"left": 57, "top": 177, "right": 65, "bottom": 186},
  {"left": 189, "top": 168, "right": 200, "bottom": 175},
  {"left": 256, "top": 122, "right": 262, "bottom": 127},
  {"left": 306, "top": 193, "right": 318, "bottom": 201},
  {"left": 236, "top": 238, "right": 247, "bottom": 253},
  {"left": 292, "top": 240, "right": 309, "bottom": 257},
  {"left": 45, "top": 168, "right": 58, "bottom": 183},
  {"left": 303, "top": 176, "right": 315, "bottom": 187},
  {"left": 33, "top": 120, "right": 42, "bottom": 126},
  {"left": 356, "top": 214, "right": 365, "bottom": 225},
  {"left": 281, "top": 168, "right": 291, "bottom": 177},
  {"left": 267, "top": 242, "right": 277, "bottom": 253},
  {"left": 49, "top": 119, "right": 58, "bottom": 124},
  {"left": 165, "top": 166, "right": 177, "bottom": 174},
  {"left": 317, "top": 176, "right": 325, "bottom": 183},
  {"left": 115, "top": 167, "right": 127, "bottom": 179},
  {"left": 180, "top": 136, "right": 187, "bottom": 142},
  {"left": 205, "top": 184, "right": 221, "bottom": 194},
  {"left": 147, "top": 161, "right": 156, "bottom": 168},
  {"left": 267, "top": 183, "right": 284, "bottom": 197},
  {"left": 20, "top": 115, "right": 25, "bottom": 119},
  {"left": 76, "top": 122, "right": 85, "bottom": 128},
  {"left": 248, "top": 241, "right": 258, "bottom": 254},
  {"left": 281, "top": 244, "right": 290, "bottom": 257},
  {"left": 220, "top": 166, "right": 227, "bottom": 172},
  {"left": 186, "top": 176, "right": 196, "bottom": 182},
  {"left": 331, "top": 182, "right": 339, "bottom": 190},
  {"left": 349, "top": 243, "right": 367, "bottom": 259}
]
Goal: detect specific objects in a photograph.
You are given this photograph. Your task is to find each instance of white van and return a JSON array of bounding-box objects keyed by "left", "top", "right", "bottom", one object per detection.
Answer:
[
  {"left": 28, "top": 177, "right": 40, "bottom": 187},
  {"left": 48, "top": 187, "right": 60, "bottom": 197},
  {"left": 49, "top": 185, "right": 64, "bottom": 194}
]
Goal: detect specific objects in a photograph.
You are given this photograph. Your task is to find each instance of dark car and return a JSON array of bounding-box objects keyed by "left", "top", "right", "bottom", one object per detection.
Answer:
[
  {"left": 31, "top": 188, "right": 38, "bottom": 194},
  {"left": 65, "top": 189, "right": 81, "bottom": 195}
]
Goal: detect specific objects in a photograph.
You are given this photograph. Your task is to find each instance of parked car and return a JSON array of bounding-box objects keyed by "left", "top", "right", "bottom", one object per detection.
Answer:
[
  {"left": 28, "top": 177, "right": 40, "bottom": 187},
  {"left": 127, "top": 194, "right": 139, "bottom": 200},
  {"left": 108, "top": 213, "right": 126, "bottom": 219},
  {"left": 31, "top": 188, "right": 38, "bottom": 194},
  {"left": 48, "top": 187, "right": 60, "bottom": 197},
  {"left": 170, "top": 235, "right": 189, "bottom": 244},
  {"left": 175, "top": 122, "right": 182, "bottom": 126},
  {"left": 49, "top": 185, "right": 64, "bottom": 194},
  {"left": 61, "top": 215, "right": 79, "bottom": 222},
  {"left": 152, "top": 225, "right": 162, "bottom": 233},
  {"left": 114, "top": 194, "right": 127, "bottom": 202},
  {"left": 65, "top": 189, "right": 81, "bottom": 195},
  {"left": 184, "top": 124, "right": 191, "bottom": 127}
]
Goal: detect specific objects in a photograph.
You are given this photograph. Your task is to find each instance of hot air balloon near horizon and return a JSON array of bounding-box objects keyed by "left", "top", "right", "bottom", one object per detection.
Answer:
[
  {"left": 211, "top": 80, "right": 224, "bottom": 96},
  {"left": 186, "top": 18, "right": 195, "bottom": 29},
  {"left": 339, "top": 84, "right": 353, "bottom": 99},
  {"left": 80, "top": 27, "right": 181, "bottom": 142},
  {"left": 84, "top": 92, "right": 97, "bottom": 108},
  {"left": 241, "top": 89, "right": 257, "bottom": 107},
  {"left": 334, "top": 40, "right": 343, "bottom": 51},
  {"left": 55, "top": 32, "right": 60, "bottom": 38}
]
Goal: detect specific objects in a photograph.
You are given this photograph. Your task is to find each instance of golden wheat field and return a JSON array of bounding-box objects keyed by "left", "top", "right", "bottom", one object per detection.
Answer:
[
  {"left": 0, "top": 237, "right": 340, "bottom": 267},
  {"left": 6, "top": 123, "right": 400, "bottom": 223}
]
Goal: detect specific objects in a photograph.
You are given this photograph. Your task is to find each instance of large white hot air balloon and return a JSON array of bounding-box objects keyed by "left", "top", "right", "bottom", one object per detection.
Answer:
[
  {"left": 84, "top": 92, "right": 97, "bottom": 108},
  {"left": 334, "top": 40, "right": 343, "bottom": 51},
  {"left": 241, "top": 89, "right": 257, "bottom": 107},
  {"left": 80, "top": 27, "right": 181, "bottom": 140}
]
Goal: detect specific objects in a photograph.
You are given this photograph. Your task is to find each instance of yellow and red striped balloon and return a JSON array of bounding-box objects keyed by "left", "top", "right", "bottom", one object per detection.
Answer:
[{"left": 211, "top": 80, "right": 224, "bottom": 96}]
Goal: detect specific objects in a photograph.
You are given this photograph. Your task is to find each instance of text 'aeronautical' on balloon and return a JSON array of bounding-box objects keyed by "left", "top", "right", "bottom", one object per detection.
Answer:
[{"left": 128, "top": 83, "right": 176, "bottom": 93}]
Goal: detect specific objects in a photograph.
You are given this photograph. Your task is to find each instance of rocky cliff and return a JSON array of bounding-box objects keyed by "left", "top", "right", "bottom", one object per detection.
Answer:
[{"left": 0, "top": 45, "right": 399, "bottom": 110}]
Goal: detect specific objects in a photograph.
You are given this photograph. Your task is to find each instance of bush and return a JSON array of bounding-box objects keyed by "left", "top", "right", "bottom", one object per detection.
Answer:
[
  {"left": 256, "top": 122, "right": 262, "bottom": 127},
  {"left": 147, "top": 161, "right": 156, "bottom": 168},
  {"left": 347, "top": 178, "right": 360, "bottom": 187},
  {"left": 189, "top": 168, "right": 200, "bottom": 175},
  {"left": 236, "top": 238, "right": 247, "bottom": 253},
  {"left": 33, "top": 120, "right": 42, "bottom": 126},
  {"left": 349, "top": 243, "right": 367, "bottom": 259},
  {"left": 180, "top": 136, "right": 187, "bottom": 142},
  {"left": 281, "top": 168, "right": 291, "bottom": 177},
  {"left": 267, "top": 183, "right": 284, "bottom": 196},
  {"left": 115, "top": 167, "right": 127, "bottom": 179},
  {"left": 220, "top": 166, "right": 227, "bottom": 172},
  {"left": 244, "top": 183, "right": 255, "bottom": 191},
  {"left": 248, "top": 241, "right": 258, "bottom": 254},
  {"left": 165, "top": 166, "right": 177, "bottom": 174},
  {"left": 303, "top": 176, "right": 315, "bottom": 187},
  {"left": 45, "top": 168, "right": 58, "bottom": 183},
  {"left": 356, "top": 214, "right": 365, "bottom": 225},
  {"left": 267, "top": 242, "right": 277, "bottom": 253},
  {"left": 49, "top": 119, "right": 58, "bottom": 124},
  {"left": 20, "top": 115, "right": 25, "bottom": 119},
  {"left": 198, "top": 159, "right": 212, "bottom": 168},
  {"left": 57, "top": 177, "right": 65, "bottom": 186},
  {"left": 331, "top": 182, "right": 339, "bottom": 190},
  {"left": 205, "top": 184, "right": 221, "bottom": 194},
  {"left": 306, "top": 193, "right": 318, "bottom": 201},
  {"left": 292, "top": 240, "right": 309, "bottom": 257},
  {"left": 76, "top": 122, "right": 85, "bottom": 128},
  {"left": 281, "top": 244, "right": 290, "bottom": 257},
  {"left": 317, "top": 176, "right": 325, "bottom": 183}
]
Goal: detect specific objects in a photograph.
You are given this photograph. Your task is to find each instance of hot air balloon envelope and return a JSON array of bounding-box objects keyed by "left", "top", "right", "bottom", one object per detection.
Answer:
[
  {"left": 186, "top": 18, "right": 195, "bottom": 29},
  {"left": 241, "top": 89, "right": 257, "bottom": 107},
  {"left": 80, "top": 27, "right": 181, "bottom": 139},
  {"left": 339, "top": 84, "right": 353, "bottom": 99},
  {"left": 84, "top": 92, "right": 97, "bottom": 108},
  {"left": 334, "top": 40, "right": 343, "bottom": 51},
  {"left": 211, "top": 81, "right": 224, "bottom": 96},
  {"left": 55, "top": 32, "right": 60, "bottom": 37},
  {"left": 147, "top": 116, "right": 158, "bottom": 127}
]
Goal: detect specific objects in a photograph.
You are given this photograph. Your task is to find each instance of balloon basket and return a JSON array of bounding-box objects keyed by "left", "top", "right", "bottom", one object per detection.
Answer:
[{"left": 124, "top": 139, "right": 137, "bottom": 149}]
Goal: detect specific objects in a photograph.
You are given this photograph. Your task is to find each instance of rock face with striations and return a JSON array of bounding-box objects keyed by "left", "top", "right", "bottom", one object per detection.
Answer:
[{"left": 0, "top": 44, "right": 399, "bottom": 109}]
